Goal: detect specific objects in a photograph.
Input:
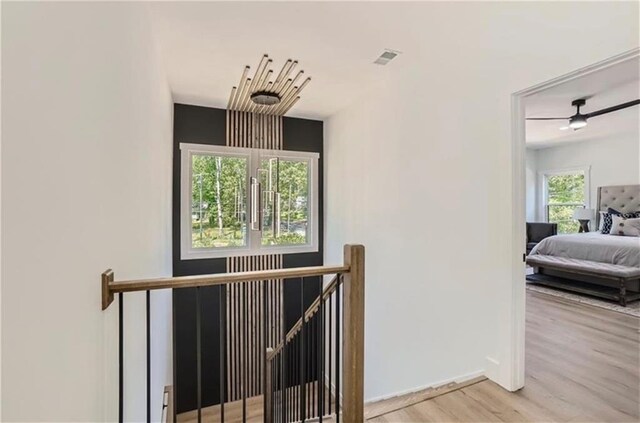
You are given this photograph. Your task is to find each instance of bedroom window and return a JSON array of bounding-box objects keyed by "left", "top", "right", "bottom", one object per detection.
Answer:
[
  {"left": 543, "top": 169, "right": 588, "bottom": 234},
  {"left": 180, "top": 143, "right": 319, "bottom": 259}
]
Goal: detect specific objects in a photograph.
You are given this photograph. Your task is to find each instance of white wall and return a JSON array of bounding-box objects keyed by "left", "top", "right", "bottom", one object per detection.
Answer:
[
  {"left": 526, "top": 149, "right": 539, "bottom": 221},
  {"left": 2, "top": 3, "right": 173, "bottom": 422},
  {"left": 532, "top": 135, "right": 640, "bottom": 224},
  {"left": 324, "top": 2, "right": 638, "bottom": 401}
]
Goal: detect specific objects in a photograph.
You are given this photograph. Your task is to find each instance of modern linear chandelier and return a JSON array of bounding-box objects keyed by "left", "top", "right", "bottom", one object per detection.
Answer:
[{"left": 227, "top": 54, "right": 311, "bottom": 116}]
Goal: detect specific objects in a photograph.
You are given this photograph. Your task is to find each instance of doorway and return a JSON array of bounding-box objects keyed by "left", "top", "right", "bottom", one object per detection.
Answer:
[{"left": 509, "top": 47, "right": 640, "bottom": 390}]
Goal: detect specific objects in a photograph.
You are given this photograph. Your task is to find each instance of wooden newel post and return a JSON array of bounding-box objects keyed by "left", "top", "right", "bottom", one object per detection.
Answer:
[
  {"left": 265, "top": 348, "right": 274, "bottom": 423},
  {"left": 343, "top": 244, "right": 365, "bottom": 422}
]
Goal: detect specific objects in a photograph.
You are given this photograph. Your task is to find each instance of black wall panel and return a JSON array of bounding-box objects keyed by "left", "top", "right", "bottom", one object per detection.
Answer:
[{"left": 172, "top": 104, "right": 324, "bottom": 413}]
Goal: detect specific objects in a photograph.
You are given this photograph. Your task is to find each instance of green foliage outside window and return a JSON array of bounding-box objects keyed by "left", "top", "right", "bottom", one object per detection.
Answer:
[
  {"left": 546, "top": 173, "right": 585, "bottom": 234},
  {"left": 262, "top": 159, "right": 309, "bottom": 246},
  {"left": 191, "top": 155, "right": 247, "bottom": 248},
  {"left": 191, "top": 154, "right": 310, "bottom": 249}
]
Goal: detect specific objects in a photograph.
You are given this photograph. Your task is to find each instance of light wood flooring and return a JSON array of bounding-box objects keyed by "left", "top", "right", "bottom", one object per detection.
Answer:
[
  {"left": 177, "top": 290, "right": 639, "bottom": 422},
  {"left": 177, "top": 381, "right": 337, "bottom": 423},
  {"left": 369, "top": 290, "right": 640, "bottom": 422}
]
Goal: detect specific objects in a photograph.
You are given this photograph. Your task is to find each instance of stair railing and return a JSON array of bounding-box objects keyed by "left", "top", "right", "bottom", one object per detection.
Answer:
[{"left": 101, "top": 244, "right": 364, "bottom": 423}]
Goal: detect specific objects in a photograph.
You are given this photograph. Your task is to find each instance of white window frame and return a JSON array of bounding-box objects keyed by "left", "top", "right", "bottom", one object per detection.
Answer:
[
  {"left": 538, "top": 165, "right": 591, "bottom": 224},
  {"left": 180, "top": 143, "right": 319, "bottom": 259}
]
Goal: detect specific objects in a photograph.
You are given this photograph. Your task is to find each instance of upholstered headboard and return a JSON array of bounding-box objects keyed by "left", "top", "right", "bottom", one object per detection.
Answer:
[{"left": 596, "top": 184, "right": 640, "bottom": 229}]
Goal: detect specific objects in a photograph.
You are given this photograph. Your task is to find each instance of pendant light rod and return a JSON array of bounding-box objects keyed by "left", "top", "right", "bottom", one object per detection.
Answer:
[{"left": 226, "top": 55, "right": 309, "bottom": 116}]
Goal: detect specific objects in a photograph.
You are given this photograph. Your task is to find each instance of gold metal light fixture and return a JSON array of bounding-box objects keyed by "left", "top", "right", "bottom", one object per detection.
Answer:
[{"left": 227, "top": 54, "right": 311, "bottom": 116}]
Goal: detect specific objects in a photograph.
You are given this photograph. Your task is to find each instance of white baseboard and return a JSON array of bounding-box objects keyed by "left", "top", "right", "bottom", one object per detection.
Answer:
[
  {"left": 484, "top": 356, "right": 500, "bottom": 382},
  {"left": 363, "top": 369, "right": 485, "bottom": 404}
]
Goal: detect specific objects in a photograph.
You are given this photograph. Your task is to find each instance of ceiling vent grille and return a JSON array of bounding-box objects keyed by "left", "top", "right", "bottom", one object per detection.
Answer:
[{"left": 374, "top": 49, "right": 401, "bottom": 65}]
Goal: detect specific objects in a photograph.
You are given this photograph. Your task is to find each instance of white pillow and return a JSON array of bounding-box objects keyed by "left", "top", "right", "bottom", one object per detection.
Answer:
[{"left": 609, "top": 215, "right": 640, "bottom": 237}]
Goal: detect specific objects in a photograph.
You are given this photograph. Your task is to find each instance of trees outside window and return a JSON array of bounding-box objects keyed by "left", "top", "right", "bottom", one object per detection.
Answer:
[
  {"left": 191, "top": 155, "right": 247, "bottom": 248},
  {"left": 544, "top": 171, "right": 586, "bottom": 234},
  {"left": 181, "top": 144, "right": 318, "bottom": 259}
]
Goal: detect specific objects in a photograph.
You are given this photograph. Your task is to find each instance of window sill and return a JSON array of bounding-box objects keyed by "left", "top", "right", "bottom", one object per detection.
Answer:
[{"left": 181, "top": 244, "right": 319, "bottom": 260}]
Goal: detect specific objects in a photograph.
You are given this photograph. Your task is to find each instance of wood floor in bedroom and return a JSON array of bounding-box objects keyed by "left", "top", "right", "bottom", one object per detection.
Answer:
[{"left": 369, "top": 290, "right": 640, "bottom": 422}]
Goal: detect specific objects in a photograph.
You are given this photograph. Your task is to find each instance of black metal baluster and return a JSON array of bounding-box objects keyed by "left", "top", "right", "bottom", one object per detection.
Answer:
[
  {"left": 237, "top": 282, "right": 241, "bottom": 402},
  {"left": 308, "top": 312, "right": 312, "bottom": 419},
  {"left": 272, "top": 355, "right": 276, "bottom": 423},
  {"left": 274, "top": 354, "right": 279, "bottom": 423},
  {"left": 281, "top": 301, "right": 287, "bottom": 423},
  {"left": 146, "top": 290, "right": 151, "bottom": 423},
  {"left": 335, "top": 277, "right": 341, "bottom": 423},
  {"left": 253, "top": 281, "right": 258, "bottom": 398},
  {"left": 243, "top": 282, "right": 247, "bottom": 422},
  {"left": 287, "top": 343, "right": 291, "bottom": 422},
  {"left": 299, "top": 278, "right": 306, "bottom": 422},
  {"left": 262, "top": 279, "right": 268, "bottom": 419},
  {"left": 196, "top": 287, "right": 202, "bottom": 423},
  {"left": 233, "top": 283, "right": 237, "bottom": 401},
  {"left": 220, "top": 284, "right": 226, "bottom": 423},
  {"left": 236, "top": 282, "right": 241, "bottom": 402},
  {"left": 293, "top": 335, "right": 297, "bottom": 422},
  {"left": 273, "top": 353, "right": 277, "bottom": 423},
  {"left": 312, "top": 312, "right": 317, "bottom": 418},
  {"left": 276, "top": 353, "right": 281, "bottom": 423},
  {"left": 280, "top": 353, "right": 283, "bottom": 423},
  {"left": 319, "top": 290, "right": 324, "bottom": 422},
  {"left": 328, "top": 294, "right": 332, "bottom": 415},
  {"left": 269, "top": 280, "right": 274, "bottom": 350},
  {"left": 119, "top": 293, "right": 124, "bottom": 423},
  {"left": 289, "top": 341, "right": 294, "bottom": 421},
  {"left": 232, "top": 284, "right": 236, "bottom": 401},
  {"left": 298, "top": 334, "right": 302, "bottom": 422},
  {"left": 249, "top": 281, "right": 254, "bottom": 398},
  {"left": 285, "top": 343, "right": 289, "bottom": 423},
  {"left": 308, "top": 313, "right": 313, "bottom": 419},
  {"left": 172, "top": 290, "right": 178, "bottom": 423},
  {"left": 228, "top": 284, "right": 233, "bottom": 402}
]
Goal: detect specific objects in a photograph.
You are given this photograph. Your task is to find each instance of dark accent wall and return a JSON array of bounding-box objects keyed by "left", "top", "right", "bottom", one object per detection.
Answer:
[{"left": 172, "top": 104, "right": 324, "bottom": 413}]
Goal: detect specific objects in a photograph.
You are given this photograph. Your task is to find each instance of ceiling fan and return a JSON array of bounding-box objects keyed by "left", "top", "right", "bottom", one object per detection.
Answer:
[{"left": 527, "top": 98, "right": 640, "bottom": 130}]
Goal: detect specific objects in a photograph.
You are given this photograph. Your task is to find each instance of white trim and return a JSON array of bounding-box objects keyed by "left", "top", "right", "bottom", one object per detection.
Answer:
[
  {"left": 363, "top": 369, "right": 486, "bottom": 404},
  {"left": 509, "top": 47, "right": 640, "bottom": 392},
  {"left": 180, "top": 143, "right": 319, "bottom": 259}
]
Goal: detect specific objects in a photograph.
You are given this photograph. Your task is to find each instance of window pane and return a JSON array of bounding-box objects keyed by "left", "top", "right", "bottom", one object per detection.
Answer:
[
  {"left": 260, "top": 158, "right": 279, "bottom": 241},
  {"left": 262, "top": 159, "right": 309, "bottom": 246},
  {"left": 548, "top": 205, "right": 580, "bottom": 234},
  {"left": 545, "top": 172, "right": 585, "bottom": 234},
  {"left": 547, "top": 173, "right": 584, "bottom": 204},
  {"left": 191, "top": 154, "right": 247, "bottom": 249}
]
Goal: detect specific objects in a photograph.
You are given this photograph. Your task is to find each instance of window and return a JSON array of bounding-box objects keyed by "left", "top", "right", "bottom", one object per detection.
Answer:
[
  {"left": 541, "top": 167, "right": 589, "bottom": 234},
  {"left": 181, "top": 144, "right": 318, "bottom": 259}
]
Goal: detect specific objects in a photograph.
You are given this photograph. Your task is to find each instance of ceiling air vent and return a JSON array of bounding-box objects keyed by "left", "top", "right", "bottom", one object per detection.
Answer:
[{"left": 374, "top": 49, "right": 401, "bottom": 65}]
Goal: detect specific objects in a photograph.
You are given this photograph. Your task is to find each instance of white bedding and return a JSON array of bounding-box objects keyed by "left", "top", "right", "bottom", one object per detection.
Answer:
[{"left": 529, "top": 232, "right": 640, "bottom": 268}]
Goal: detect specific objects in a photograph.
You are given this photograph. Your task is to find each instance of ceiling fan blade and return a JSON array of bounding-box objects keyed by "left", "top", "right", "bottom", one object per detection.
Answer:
[
  {"left": 525, "top": 117, "right": 569, "bottom": 120},
  {"left": 585, "top": 99, "right": 640, "bottom": 119}
]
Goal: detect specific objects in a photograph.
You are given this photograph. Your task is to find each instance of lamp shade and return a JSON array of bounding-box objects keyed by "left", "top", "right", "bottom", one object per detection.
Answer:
[{"left": 573, "top": 207, "right": 594, "bottom": 220}]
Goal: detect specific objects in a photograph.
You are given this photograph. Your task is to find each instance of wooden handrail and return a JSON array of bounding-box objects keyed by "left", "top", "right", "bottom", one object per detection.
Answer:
[
  {"left": 101, "top": 264, "right": 349, "bottom": 310},
  {"left": 102, "top": 244, "right": 364, "bottom": 422},
  {"left": 266, "top": 274, "right": 339, "bottom": 360}
]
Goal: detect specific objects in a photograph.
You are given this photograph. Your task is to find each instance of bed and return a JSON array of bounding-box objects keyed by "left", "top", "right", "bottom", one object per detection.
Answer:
[{"left": 527, "top": 184, "right": 640, "bottom": 306}]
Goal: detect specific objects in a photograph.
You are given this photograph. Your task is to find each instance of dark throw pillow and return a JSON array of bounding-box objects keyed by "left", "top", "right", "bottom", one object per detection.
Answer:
[{"left": 602, "top": 208, "right": 640, "bottom": 234}]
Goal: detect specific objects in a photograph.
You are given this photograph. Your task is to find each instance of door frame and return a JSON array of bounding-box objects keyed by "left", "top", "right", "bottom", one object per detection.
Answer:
[{"left": 508, "top": 47, "right": 639, "bottom": 391}]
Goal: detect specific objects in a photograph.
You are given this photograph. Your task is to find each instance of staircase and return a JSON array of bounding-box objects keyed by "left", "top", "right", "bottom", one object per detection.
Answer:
[{"left": 102, "top": 244, "right": 364, "bottom": 423}]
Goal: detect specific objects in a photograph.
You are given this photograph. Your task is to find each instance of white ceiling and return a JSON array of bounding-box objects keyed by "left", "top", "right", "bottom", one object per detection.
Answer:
[
  {"left": 148, "top": 3, "right": 412, "bottom": 120},
  {"left": 148, "top": 2, "right": 640, "bottom": 124},
  {"left": 525, "top": 57, "right": 639, "bottom": 149}
]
